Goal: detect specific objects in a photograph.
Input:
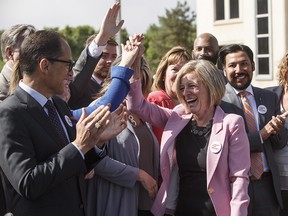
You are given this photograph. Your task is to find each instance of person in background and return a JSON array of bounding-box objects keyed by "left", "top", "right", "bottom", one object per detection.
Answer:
[
  {"left": 147, "top": 46, "right": 191, "bottom": 144},
  {"left": 266, "top": 52, "right": 288, "bottom": 216},
  {"left": 127, "top": 59, "right": 250, "bottom": 216},
  {"left": 0, "top": 24, "right": 36, "bottom": 101},
  {"left": 219, "top": 44, "right": 288, "bottom": 216},
  {"left": 192, "top": 33, "right": 219, "bottom": 65},
  {"left": 0, "top": 23, "right": 36, "bottom": 216},
  {"left": 68, "top": 34, "right": 118, "bottom": 109},
  {"left": 87, "top": 38, "right": 159, "bottom": 216},
  {"left": 192, "top": 32, "right": 227, "bottom": 83}
]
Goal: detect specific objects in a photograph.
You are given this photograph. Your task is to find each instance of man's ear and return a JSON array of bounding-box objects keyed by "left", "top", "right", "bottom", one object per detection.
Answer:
[
  {"left": 39, "top": 58, "right": 49, "bottom": 73},
  {"left": 5, "top": 46, "right": 13, "bottom": 60},
  {"left": 252, "top": 61, "right": 255, "bottom": 71}
]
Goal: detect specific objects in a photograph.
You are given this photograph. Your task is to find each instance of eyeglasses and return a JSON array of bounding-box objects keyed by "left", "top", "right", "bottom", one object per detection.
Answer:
[{"left": 47, "top": 58, "right": 75, "bottom": 72}]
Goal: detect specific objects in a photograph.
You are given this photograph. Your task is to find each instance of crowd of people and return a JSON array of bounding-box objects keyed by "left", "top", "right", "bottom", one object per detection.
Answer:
[{"left": 0, "top": 2, "right": 288, "bottom": 216}]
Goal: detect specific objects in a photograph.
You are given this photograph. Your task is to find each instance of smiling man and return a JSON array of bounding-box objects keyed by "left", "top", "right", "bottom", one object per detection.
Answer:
[
  {"left": 219, "top": 44, "right": 287, "bottom": 216},
  {"left": 69, "top": 36, "right": 118, "bottom": 109}
]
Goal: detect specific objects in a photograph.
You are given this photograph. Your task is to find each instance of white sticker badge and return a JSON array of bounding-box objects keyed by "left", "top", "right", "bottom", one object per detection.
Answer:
[
  {"left": 210, "top": 141, "right": 222, "bottom": 154},
  {"left": 258, "top": 105, "right": 267, "bottom": 114},
  {"left": 65, "top": 115, "right": 73, "bottom": 127}
]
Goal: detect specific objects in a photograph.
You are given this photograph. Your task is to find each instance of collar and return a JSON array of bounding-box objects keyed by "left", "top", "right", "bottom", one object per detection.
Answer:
[
  {"left": 233, "top": 84, "right": 254, "bottom": 96},
  {"left": 92, "top": 74, "right": 104, "bottom": 85},
  {"left": 19, "top": 80, "right": 48, "bottom": 107}
]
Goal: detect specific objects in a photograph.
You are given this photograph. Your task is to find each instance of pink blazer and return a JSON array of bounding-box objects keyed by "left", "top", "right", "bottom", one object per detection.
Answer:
[{"left": 127, "top": 80, "right": 250, "bottom": 216}]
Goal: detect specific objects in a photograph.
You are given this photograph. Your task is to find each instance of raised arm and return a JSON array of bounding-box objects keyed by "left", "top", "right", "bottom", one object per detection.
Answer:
[
  {"left": 72, "top": 34, "right": 144, "bottom": 119},
  {"left": 69, "top": 3, "right": 124, "bottom": 108}
]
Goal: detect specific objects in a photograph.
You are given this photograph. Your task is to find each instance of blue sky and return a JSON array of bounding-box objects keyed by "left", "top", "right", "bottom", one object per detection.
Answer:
[{"left": 0, "top": 0, "right": 196, "bottom": 34}]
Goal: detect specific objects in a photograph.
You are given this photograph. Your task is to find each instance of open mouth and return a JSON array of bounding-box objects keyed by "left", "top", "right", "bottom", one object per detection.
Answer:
[{"left": 186, "top": 98, "right": 197, "bottom": 104}]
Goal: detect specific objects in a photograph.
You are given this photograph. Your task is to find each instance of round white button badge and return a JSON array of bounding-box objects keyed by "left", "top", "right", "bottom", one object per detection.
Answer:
[
  {"left": 65, "top": 115, "right": 73, "bottom": 127},
  {"left": 258, "top": 105, "right": 267, "bottom": 114},
  {"left": 210, "top": 141, "right": 222, "bottom": 154}
]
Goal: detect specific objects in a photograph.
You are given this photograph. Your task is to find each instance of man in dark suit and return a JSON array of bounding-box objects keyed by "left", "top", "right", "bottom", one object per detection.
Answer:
[
  {"left": 69, "top": 36, "right": 118, "bottom": 109},
  {"left": 0, "top": 4, "right": 132, "bottom": 215},
  {"left": 0, "top": 24, "right": 36, "bottom": 216},
  {"left": 219, "top": 44, "right": 288, "bottom": 216}
]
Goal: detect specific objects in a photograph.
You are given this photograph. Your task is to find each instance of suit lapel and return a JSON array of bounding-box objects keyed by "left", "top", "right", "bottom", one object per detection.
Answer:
[
  {"left": 206, "top": 106, "right": 226, "bottom": 184},
  {"left": 252, "top": 87, "right": 266, "bottom": 129},
  {"left": 224, "top": 83, "right": 242, "bottom": 108},
  {"left": 160, "top": 109, "right": 192, "bottom": 175},
  {"left": 14, "top": 87, "right": 67, "bottom": 148}
]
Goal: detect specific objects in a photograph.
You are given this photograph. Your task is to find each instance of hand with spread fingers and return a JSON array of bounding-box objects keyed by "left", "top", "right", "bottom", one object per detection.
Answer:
[
  {"left": 94, "top": 2, "right": 124, "bottom": 45},
  {"left": 97, "top": 103, "right": 128, "bottom": 144},
  {"left": 73, "top": 105, "right": 111, "bottom": 154}
]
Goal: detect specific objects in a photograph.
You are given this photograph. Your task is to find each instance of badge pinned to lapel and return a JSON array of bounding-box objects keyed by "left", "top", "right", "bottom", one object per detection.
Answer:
[
  {"left": 257, "top": 105, "right": 267, "bottom": 114},
  {"left": 65, "top": 115, "right": 73, "bottom": 127},
  {"left": 210, "top": 141, "right": 222, "bottom": 154}
]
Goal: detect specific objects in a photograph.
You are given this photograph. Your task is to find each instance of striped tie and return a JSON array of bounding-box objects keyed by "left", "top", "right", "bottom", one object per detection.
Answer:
[{"left": 240, "top": 91, "right": 264, "bottom": 179}]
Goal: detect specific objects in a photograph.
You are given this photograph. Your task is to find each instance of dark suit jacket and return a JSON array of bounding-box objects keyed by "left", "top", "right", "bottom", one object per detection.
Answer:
[
  {"left": 69, "top": 47, "right": 102, "bottom": 109},
  {"left": 266, "top": 86, "right": 283, "bottom": 101},
  {"left": 0, "top": 86, "right": 102, "bottom": 216},
  {"left": 220, "top": 83, "right": 287, "bottom": 207}
]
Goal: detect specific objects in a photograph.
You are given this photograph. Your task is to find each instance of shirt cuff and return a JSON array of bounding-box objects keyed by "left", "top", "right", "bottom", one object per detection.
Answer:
[
  {"left": 94, "top": 144, "right": 107, "bottom": 158},
  {"left": 88, "top": 41, "right": 105, "bottom": 58},
  {"left": 71, "top": 142, "right": 106, "bottom": 159},
  {"left": 71, "top": 142, "right": 85, "bottom": 159}
]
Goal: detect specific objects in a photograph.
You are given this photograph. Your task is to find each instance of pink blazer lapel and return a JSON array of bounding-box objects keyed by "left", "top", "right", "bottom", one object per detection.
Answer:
[
  {"left": 160, "top": 108, "right": 192, "bottom": 179},
  {"left": 206, "top": 106, "right": 226, "bottom": 183}
]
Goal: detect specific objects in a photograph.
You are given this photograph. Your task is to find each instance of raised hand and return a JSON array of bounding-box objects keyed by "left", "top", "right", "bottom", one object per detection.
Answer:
[
  {"left": 119, "top": 33, "right": 145, "bottom": 68},
  {"left": 94, "top": 3, "right": 124, "bottom": 45}
]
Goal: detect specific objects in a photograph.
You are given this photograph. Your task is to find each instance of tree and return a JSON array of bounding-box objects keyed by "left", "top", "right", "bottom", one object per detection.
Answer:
[
  {"left": 0, "top": 25, "right": 129, "bottom": 69},
  {"left": 0, "top": 30, "right": 4, "bottom": 68},
  {"left": 58, "top": 25, "right": 96, "bottom": 60},
  {"left": 145, "top": 1, "right": 196, "bottom": 73}
]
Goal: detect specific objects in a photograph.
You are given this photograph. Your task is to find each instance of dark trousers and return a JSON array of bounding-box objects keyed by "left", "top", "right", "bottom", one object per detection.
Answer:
[
  {"left": 248, "top": 172, "right": 280, "bottom": 216},
  {"left": 280, "top": 190, "right": 288, "bottom": 216},
  {"left": 138, "top": 210, "right": 153, "bottom": 216}
]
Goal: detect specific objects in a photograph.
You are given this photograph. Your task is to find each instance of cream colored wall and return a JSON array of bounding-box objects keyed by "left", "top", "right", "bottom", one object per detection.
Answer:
[{"left": 196, "top": 0, "right": 288, "bottom": 88}]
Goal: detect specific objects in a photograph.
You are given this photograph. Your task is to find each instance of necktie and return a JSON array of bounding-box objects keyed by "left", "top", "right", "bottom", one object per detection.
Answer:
[
  {"left": 45, "top": 100, "right": 69, "bottom": 146},
  {"left": 239, "top": 91, "right": 264, "bottom": 179}
]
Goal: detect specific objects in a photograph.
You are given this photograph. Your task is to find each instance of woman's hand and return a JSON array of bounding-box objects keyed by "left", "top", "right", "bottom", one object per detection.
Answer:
[{"left": 138, "top": 169, "right": 158, "bottom": 199}]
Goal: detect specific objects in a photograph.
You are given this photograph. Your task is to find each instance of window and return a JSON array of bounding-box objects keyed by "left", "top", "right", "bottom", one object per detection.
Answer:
[
  {"left": 216, "top": 0, "right": 225, "bottom": 20},
  {"left": 215, "top": 0, "right": 239, "bottom": 21},
  {"left": 230, "top": 0, "right": 239, "bottom": 18},
  {"left": 255, "top": 0, "right": 271, "bottom": 79}
]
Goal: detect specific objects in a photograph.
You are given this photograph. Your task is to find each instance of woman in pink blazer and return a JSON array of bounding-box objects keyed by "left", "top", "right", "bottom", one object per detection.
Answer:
[{"left": 127, "top": 60, "right": 250, "bottom": 216}]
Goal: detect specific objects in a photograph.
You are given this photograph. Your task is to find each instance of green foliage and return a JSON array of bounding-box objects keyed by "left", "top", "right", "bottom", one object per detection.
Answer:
[
  {"left": 0, "top": 60, "right": 4, "bottom": 69},
  {"left": 58, "top": 26, "right": 96, "bottom": 60},
  {"left": 0, "top": 30, "right": 4, "bottom": 68},
  {"left": 144, "top": 1, "right": 196, "bottom": 73},
  {"left": 0, "top": 25, "right": 129, "bottom": 68},
  {"left": 45, "top": 26, "right": 129, "bottom": 61}
]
